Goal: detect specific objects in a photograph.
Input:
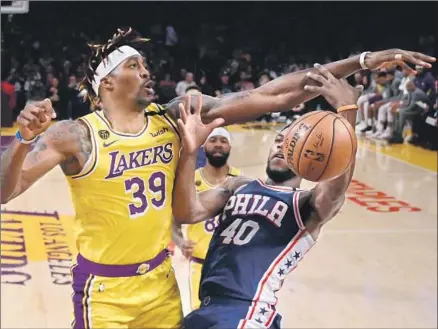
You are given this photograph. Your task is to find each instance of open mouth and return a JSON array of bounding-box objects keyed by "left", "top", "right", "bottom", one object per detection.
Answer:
[
  {"left": 273, "top": 153, "right": 284, "bottom": 159},
  {"left": 143, "top": 81, "right": 154, "bottom": 95}
]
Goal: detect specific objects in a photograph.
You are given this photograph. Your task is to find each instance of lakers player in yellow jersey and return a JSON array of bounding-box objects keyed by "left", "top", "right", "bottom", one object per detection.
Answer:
[
  {"left": 172, "top": 127, "right": 241, "bottom": 310},
  {"left": 1, "top": 26, "right": 434, "bottom": 328}
]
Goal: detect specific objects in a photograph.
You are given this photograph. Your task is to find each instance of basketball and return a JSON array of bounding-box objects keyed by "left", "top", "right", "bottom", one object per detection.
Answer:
[{"left": 282, "top": 110, "right": 357, "bottom": 182}]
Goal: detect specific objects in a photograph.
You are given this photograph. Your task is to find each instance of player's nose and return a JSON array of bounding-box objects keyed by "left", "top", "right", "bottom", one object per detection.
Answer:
[{"left": 140, "top": 67, "right": 150, "bottom": 80}]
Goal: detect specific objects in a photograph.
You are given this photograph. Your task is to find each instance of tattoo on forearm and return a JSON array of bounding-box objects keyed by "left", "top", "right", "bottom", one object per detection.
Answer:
[
  {"left": 27, "top": 141, "right": 48, "bottom": 164},
  {"left": 0, "top": 145, "right": 15, "bottom": 188},
  {"left": 166, "top": 91, "right": 252, "bottom": 120}
]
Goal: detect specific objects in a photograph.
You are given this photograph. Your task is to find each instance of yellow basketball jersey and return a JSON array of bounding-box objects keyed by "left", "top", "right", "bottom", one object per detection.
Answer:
[
  {"left": 187, "top": 166, "right": 241, "bottom": 259},
  {"left": 66, "top": 104, "right": 180, "bottom": 265}
]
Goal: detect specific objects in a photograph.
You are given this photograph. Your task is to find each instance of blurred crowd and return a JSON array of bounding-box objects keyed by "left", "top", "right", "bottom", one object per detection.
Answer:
[
  {"left": 354, "top": 64, "right": 437, "bottom": 149},
  {"left": 1, "top": 2, "right": 437, "bottom": 149}
]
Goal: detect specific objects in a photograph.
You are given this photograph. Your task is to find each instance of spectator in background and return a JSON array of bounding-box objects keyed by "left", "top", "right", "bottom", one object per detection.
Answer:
[
  {"left": 157, "top": 73, "right": 177, "bottom": 103},
  {"left": 198, "top": 75, "right": 213, "bottom": 96},
  {"left": 175, "top": 71, "right": 196, "bottom": 96},
  {"left": 258, "top": 73, "right": 271, "bottom": 87},
  {"left": 389, "top": 81, "right": 432, "bottom": 144},
  {"left": 235, "top": 71, "right": 254, "bottom": 92},
  {"left": 186, "top": 85, "right": 202, "bottom": 95},
  {"left": 356, "top": 71, "right": 379, "bottom": 129},
  {"left": 215, "top": 72, "right": 233, "bottom": 96},
  {"left": 47, "top": 76, "right": 61, "bottom": 117},
  {"left": 414, "top": 65, "right": 436, "bottom": 104},
  {"left": 358, "top": 71, "right": 388, "bottom": 134},
  {"left": 353, "top": 72, "right": 363, "bottom": 86},
  {"left": 1, "top": 76, "right": 16, "bottom": 127},
  {"left": 369, "top": 69, "right": 402, "bottom": 138}
]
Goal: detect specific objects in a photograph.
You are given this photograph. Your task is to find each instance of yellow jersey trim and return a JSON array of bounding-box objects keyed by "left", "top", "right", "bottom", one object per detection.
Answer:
[
  {"left": 94, "top": 110, "right": 150, "bottom": 138},
  {"left": 198, "top": 166, "right": 241, "bottom": 188}
]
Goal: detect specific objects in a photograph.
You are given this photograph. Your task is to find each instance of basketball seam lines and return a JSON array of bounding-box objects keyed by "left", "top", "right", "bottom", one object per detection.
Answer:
[
  {"left": 314, "top": 115, "right": 336, "bottom": 181},
  {"left": 296, "top": 112, "right": 332, "bottom": 177},
  {"left": 337, "top": 117, "right": 355, "bottom": 174}
]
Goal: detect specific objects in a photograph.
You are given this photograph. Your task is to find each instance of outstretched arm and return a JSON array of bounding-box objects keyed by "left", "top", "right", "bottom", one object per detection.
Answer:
[
  {"left": 165, "top": 50, "right": 435, "bottom": 125},
  {"left": 171, "top": 95, "right": 252, "bottom": 224},
  {"left": 1, "top": 100, "right": 91, "bottom": 204},
  {"left": 299, "top": 64, "right": 363, "bottom": 233}
]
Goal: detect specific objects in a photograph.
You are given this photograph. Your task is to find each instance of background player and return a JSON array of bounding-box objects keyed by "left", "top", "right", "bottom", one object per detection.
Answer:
[
  {"left": 172, "top": 65, "right": 366, "bottom": 329},
  {"left": 0, "top": 25, "right": 434, "bottom": 328},
  {"left": 172, "top": 127, "right": 241, "bottom": 310}
]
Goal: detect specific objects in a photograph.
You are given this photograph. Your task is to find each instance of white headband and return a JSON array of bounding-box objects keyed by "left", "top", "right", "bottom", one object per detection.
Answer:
[
  {"left": 205, "top": 127, "right": 231, "bottom": 144},
  {"left": 92, "top": 45, "right": 141, "bottom": 96}
]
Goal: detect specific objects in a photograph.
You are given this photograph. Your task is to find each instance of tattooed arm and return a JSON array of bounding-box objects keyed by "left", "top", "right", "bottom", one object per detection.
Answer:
[
  {"left": 165, "top": 49, "right": 435, "bottom": 125},
  {"left": 0, "top": 120, "right": 91, "bottom": 204}
]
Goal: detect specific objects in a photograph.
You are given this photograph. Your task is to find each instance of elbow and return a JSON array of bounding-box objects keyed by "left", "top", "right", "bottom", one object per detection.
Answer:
[
  {"left": 173, "top": 215, "right": 188, "bottom": 224},
  {"left": 172, "top": 207, "right": 192, "bottom": 224}
]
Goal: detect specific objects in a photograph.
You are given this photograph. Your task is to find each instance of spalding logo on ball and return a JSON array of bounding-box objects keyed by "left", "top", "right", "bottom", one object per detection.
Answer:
[{"left": 282, "top": 111, "right": 357, "bottom": 182}]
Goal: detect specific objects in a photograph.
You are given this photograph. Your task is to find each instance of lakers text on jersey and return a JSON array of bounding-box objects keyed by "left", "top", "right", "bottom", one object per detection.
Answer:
[{"left": 66, "top": 103, "right": 180, "bottom": 265}]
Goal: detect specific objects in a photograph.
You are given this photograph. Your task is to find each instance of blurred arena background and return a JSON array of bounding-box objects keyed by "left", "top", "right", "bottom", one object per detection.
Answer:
[{"left": 1, "top": 1, "right": 437, "bottom": 328}]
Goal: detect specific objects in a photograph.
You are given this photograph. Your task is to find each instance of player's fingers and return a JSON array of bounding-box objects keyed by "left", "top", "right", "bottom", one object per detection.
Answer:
[
  {"left": 400, "top": 50, "right": 435, "bottom": 68},
  {"left": 304, "top": 85, "right": 323, "bottom": 94},
  {"left": 306, "top": 71, "right": 327, "bottom": 86},
  {"left": 20, "top": 111, "right": 42, "bottom": 129},
  {"left": 38, "top": 98, "right": 56, "bottom": 119},
  {"left": 177, "top": 119, "right": 188, "bottom": 137},
  {"left": 28, "top": 106, "right": 48, "bottom": 124},
  {"left": 179, "top": 103, "right": 188, "bottom": 123},
  {"left": 207, "top": 117, "right": 225, "bottom": 130},
  {"left": 195, "top": 93, "right": 203, "bottom": 115},
  {"left": 17, "top": 116, "right": 31, "bottom": 128},
  {"left": 185, "top": 94, "right": 192, "bottom": 115},
  {"left": 313, "top": 63, "right": 335, "bottom": 81},
  {"left": 395, "top": 60, "right": 416, "bottom": 75}
]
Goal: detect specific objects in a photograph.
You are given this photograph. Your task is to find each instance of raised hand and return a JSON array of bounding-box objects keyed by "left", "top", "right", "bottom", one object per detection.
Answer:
[
  {"left": 304, "top": 64, "right": 363, "bottom": 109},
  {"left": 177, "top": 94, "right": 225, "bottom": 154},
  {"left": 364, "top": 49, "right": 435, "bottom": 74},
  {"left": 17, "top": 98, "right": 57, "bottom": 141}
]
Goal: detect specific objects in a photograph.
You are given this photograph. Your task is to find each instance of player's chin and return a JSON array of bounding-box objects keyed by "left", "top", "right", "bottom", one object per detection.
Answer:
[
  {"left": 269, "top": 157, "right": 289, "bottom": 170},
  {"left": 135, "top": 95, "right": 153, "bottom": 107}
]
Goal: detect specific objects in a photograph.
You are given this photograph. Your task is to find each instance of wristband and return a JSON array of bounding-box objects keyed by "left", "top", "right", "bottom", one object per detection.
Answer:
[
  {"left": 16, "top": 130, "right": 38, "bottom": 144},
  {"left": 359, "top": 51, "right": 371, "bottom": 70},
  {"left": 337, "top": 104, "right": 359, "bottom": 113}
]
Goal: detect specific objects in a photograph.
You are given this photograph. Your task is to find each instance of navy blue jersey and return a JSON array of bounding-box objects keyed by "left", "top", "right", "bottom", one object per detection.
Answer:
[{"left": 199, "top": 179, "right": 315, "bottom": 309}]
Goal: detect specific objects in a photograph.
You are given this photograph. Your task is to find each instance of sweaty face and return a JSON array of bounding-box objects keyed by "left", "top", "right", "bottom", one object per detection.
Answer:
[
  {"left": 204, "top": 136, "right": 231, "bottom": 168},
  {"left": 106, "top": 55, "right": 154, "bottom": 109},
  {"left": 266, "top": 132, "right": 296, "bottom": 183}
]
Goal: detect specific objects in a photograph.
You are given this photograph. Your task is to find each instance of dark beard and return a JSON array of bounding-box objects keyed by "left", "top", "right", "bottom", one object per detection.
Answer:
[
  {"left": 265, "top": 164, "right": 296, "bottom": 184},
  {"left": 135, "top": 96, "right": 152, "bottom": 109},
  {"left": 205, "top": 151, "right": 230, "bottom": 168}
]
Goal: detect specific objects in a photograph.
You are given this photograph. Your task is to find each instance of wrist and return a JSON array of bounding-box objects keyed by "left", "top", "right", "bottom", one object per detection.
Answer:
[
  {"left": 360, "top": 51, "right": 372, "bottom": 70},
  {"left": 334, "top": 101, "right": 357, "bottom": 109},
  {"left": 16, "top": 130, "right": 38, "bottom": 145},
  {"left": 180, "top": 147, "right": 198, "bottom": 158}
]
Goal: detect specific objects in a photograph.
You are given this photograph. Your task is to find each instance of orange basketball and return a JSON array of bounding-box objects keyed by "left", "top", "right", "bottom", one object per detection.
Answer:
[{"left": 282, "top": 110, "right": 357, "bottom": 182}]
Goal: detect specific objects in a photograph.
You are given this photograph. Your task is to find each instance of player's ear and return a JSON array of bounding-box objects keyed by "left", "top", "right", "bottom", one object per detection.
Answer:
[{"left": 100, "top": 77, "right": 114, "bottom": 92}]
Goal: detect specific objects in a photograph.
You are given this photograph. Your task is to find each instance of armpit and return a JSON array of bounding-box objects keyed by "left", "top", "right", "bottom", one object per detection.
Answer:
[{"left": 51, "top": 120, "right": 92, "bottom": 176}]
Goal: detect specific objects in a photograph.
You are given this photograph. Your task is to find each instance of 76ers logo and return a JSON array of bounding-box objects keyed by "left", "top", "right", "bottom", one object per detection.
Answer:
[{"left": 204, "top": 216, "right": 219, "bottom": 233}]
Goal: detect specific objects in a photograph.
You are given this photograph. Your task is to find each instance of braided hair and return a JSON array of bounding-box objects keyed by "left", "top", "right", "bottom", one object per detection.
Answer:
[{"left": 79, "top": 27, "right": 149, "bottom": 107}]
